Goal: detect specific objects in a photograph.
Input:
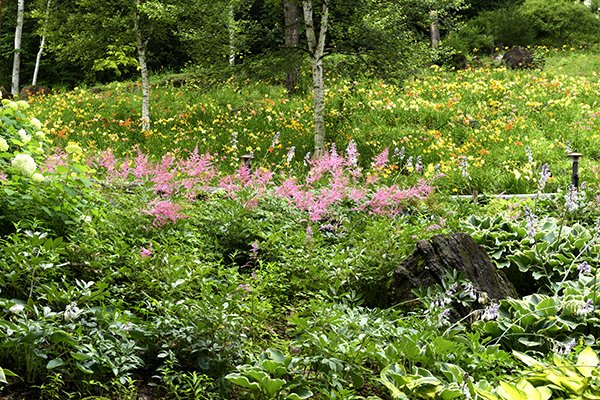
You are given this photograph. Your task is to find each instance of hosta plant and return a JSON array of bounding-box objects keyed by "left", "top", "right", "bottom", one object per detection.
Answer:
[{"left": 476, "top": 346, "right": 600, "bottom": 400}]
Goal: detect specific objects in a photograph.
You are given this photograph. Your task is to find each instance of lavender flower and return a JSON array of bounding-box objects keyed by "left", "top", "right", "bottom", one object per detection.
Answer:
[
  {"left": 406, "top": 156, "right": 413, "bottom": 170},
  {"left": 578, "top": 261, "right": 591, "bottom": 275},
  {"left": 416, "top": 156, "right": 423, "bottom": 174},
  {"left": 482, "top": 303, "right": 499, "bottom": 321},
  {"left": 577, "top": 299, "right": 594, "bottom": 316},
  {"left": 286, "top": 146, "right": 296, "bottom": 164},
  {"left": 270, "top": 131, "right": 280, "bottom": 149},
  {"left": 394, "top": 146, "right": 405, "bottom": 163},
  {"left": 346, "top": 140, "right": 359, "bottom": 168},
  {"left": 525, "top": 146, "right": 534, "bottom": 165},
  {"left": 459, "top": 156, "right": 469, "bottom": 178},
  {"left": 524, "top": 206, "right": 537, "bottom": 242},
  {"left": 538, "top": 163, "right": 551, "bottom": 192},
  {"left": 564, "top": 185, "right": 579, "bottom": 212},
  {"left": 555, "top": 338, "right": 576, "bottom": 355}
]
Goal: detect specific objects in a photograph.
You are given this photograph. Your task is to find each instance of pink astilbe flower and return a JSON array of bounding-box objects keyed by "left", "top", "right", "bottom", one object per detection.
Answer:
[
  {"left": 365, "top": 179, "right": 433, "bottom": 216},
  {"left": 42, "top": 148, "right": 69, "bottom": 173},
  {"left": 372, "top": 147, "right": 389, "bottom": 170},
  {"left": 348, "top": 187, "right": 367, "bottom": 203},
  {"left": 151, "top": 154, "right": 177, "bottom": 196},
  {"left": 275, "top": 178, "right": 302, "bottom": 201},
  {"left": 133, "top": 149, "right": 152, "bottom": 180},
  {"left": 140, "top": 243, "right": 153, "bottom": 258},
  {"left": 179, "top": 147, "right": 216, "bottom": 181},
  {"left": 144, "top": 199, "right": 187, "bottom": 228},
  {"left": 117, "top": 157, "right": 132, "bottom": 179},
  {"left": 98, "top": 150, "right": 118, "bottom": 177}
]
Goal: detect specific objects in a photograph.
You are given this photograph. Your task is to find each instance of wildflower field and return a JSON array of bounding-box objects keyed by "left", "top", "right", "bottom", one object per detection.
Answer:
[
  {"left": 29, "top": 49, "right": 600, "bottom": 195},
  {"left": 1, "top": 49, "right": 600, "bottom": 399}
]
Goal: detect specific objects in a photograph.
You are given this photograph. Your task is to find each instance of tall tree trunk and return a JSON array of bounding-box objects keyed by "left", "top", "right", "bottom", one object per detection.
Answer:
[
  {"left": 284, "top": 0, "right": 300, "bottom": 95},
  {"left": 302, "top": 0, "right": 328, "bottom": 157},
  {"left": 429, "top": 8, "right": 440, "bottom": 49},
  {"left": 32, "top": 0, "right": 52, "bottom": 86},
  {"left": 12, "top": 0, "right": 25, "bottom": 96},
  {"left": 228, "top": 3, "right": 236, "bottom": 66},
  {"left": 133, "top": 0, "right": 150, "bottom": 131}
]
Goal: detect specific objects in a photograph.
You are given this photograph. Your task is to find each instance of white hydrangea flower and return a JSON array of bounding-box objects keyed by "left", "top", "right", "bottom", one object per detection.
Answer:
[
  {"left": 11, "top": 153, "right": 37, "bottom": 176},
  {"left": 30, "top": 118, "right": 43, "bottom": 131},
  {"left": 9, "top": 304, "right": 25, "bottom": 314},
  {"left": 16, "top": 100, "right": 29, "bottom": 110},
  {"left": 0, "top": 137, "right": 8, "bottom": 152},
  {"left": 18, "top": 128, "right": 32, "bottom": 144},
  {"left": 31, "top": 173, "right": 45, "bottom": 182},
  {"left": 2, "top": 99, "right": 18, "bottom": 109},
  {"left": 35, "top": 131, "right": 46, "bottom": 141}
]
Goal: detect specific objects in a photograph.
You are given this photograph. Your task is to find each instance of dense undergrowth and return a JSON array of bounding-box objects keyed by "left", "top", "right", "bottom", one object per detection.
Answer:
[{"left": 0, "top": 49, "right": 599, "bottom": 399}]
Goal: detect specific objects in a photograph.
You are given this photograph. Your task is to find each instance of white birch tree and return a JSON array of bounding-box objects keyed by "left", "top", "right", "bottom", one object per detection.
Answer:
[
  {"left": 11, "top": 0, "right": 25, "bottom": 96},
  {"left": 32, "top": 0, "right": 52, "bottom": 86},
  {"left": 134, "top": 0, "right": 150, "bottom": 131},
  {"left": 302, "top": 0, "right": 329, "bottom": 157}
]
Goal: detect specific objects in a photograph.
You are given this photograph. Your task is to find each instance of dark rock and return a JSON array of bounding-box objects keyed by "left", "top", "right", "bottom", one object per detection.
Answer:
[
  {"left": 389, "top": 233, "right": 517, "bottom": 314},
  {"left": 450, "top": 53, "right": 468, "bottom": 70},
  {"left": 19, "top": 85, "right": 52, "bottom": 100},
  {"left": 502, "top": 46, "right": 534, "bottom": 69},
  {"left": 0, "top": 87, "right": 12, "bottom": 100}
]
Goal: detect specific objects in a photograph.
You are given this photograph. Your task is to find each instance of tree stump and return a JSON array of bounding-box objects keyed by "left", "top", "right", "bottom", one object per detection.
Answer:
[
  {"left": 388, "top": 233, "right": 516, "bottom": 312},
  {"left": 502, "top": 46, "right": 534, "bottom": 69}
]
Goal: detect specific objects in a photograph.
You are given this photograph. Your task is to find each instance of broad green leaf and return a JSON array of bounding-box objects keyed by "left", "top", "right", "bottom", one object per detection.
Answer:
[
  {"left": 577, "top": 347, "right": 599, "bottom": 378},
  {"left": 513, "top": 351, "right": 544, "bottom": 368},
  {"left": 286, "top": 388, "right": 313, "bottom": 399},
  {"left": 497, "top": 381, "right": 527, "bottom": 400},
  {"left": 0, "top": 367, "right": 17, "bottom": 384},
  {"left": 47, "top": 358, "right": 65, "bottom": 370},
  {"left": 225, "top": 373, "right": 261, "bottom": 391},
  {"left": 261, "top": 377, "right": 286, "bottom": 396},
  {"left": 516, "top": 379, "right": 541, "bottom": 400}
]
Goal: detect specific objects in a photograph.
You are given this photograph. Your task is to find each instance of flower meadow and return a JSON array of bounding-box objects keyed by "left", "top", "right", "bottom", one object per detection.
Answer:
[
  {"left": 1, "top": 52, "right": 600, "bottom": 399},
  {"left": 28, "top": 54, "right": 600, "bottom": 195}
]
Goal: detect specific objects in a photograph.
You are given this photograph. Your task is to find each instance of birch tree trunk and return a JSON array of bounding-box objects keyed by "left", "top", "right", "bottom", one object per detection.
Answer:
[
  {"left": 133, "top": 0, "right": 150, "bottom": 131},
  {"left": 429, "top": 8, "right": 440, "bottom": 49},
  {"left": 302, "top": 0, "right": 328, "bottom": 157},
  {"left": 228, "top": 3, "right": 236, "bottom": 66},
  {"left": 284, "top": 0, "right": 300, "bottom": 95},
  {"left": 32, "top": 0, "right": 52, "bottom": 86},
  {"left": 11, "top": 0, "right": 25, "bottom": 96}
]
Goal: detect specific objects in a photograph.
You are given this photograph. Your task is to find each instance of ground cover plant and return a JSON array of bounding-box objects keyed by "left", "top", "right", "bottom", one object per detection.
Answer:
[{"left": 1, "top": 49, "right": 600, "bottom": 399}]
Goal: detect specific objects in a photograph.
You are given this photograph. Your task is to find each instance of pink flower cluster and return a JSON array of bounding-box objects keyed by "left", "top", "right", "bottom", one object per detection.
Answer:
[{"left": 79, "top": 143, "right": 434, "bottom": 227}]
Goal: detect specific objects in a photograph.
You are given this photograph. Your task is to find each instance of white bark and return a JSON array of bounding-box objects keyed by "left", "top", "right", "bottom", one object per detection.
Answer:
[
  {"left": 11, "top": 0, "right": 25, "bottom": 96},
  {"left": 32, "top": 0, "right": 52, "bottom": 86},
  {"left": 134, "top": 0, "right": 150, "bottom": 131},
  {"left": 228, "top": 3, "right": 236, "bottom": 66},
  {"left": 302, "top": 0, "right": 328, "bottom": 157}
]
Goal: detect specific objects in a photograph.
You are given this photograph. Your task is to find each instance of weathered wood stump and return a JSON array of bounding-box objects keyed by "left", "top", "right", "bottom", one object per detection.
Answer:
[
  {"left": 502, "top": 46, "right": 534, "bottom": 69},
  {"left": 389, "top": 233, "right": 516, "bottom": 313}
]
